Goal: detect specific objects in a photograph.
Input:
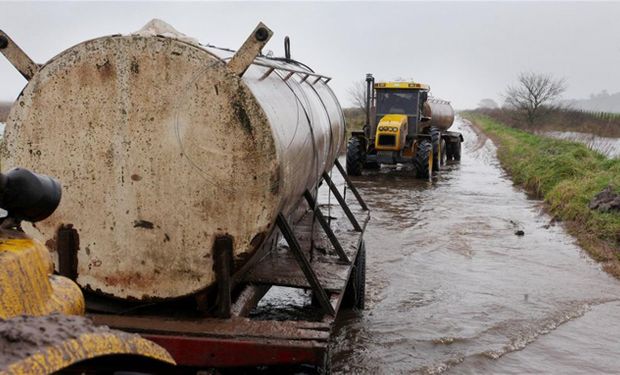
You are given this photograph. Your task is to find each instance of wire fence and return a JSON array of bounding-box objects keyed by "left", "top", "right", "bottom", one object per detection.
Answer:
[{"left": 573, "top": 109, "right": 620, "bottom": 121}]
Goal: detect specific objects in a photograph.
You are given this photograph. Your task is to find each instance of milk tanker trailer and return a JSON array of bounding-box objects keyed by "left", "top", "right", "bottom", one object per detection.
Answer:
[
  {"left": 346, "top": 74, "right": 463, "bottom": 178},
  {"left": 0, "top": 20, "right": 369, "bottom": 371}
]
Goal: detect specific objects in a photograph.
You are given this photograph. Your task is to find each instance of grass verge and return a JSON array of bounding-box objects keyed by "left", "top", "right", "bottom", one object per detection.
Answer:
[{"left": 462, "top": 112, "right": 620, "bottom": 277}]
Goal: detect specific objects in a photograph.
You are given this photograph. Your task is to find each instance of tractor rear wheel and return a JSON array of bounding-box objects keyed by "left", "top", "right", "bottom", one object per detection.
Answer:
[
  {"left": 414, "top": 139, "right": 433, "bottom": 179},
  {"left": 431, "top": 128, "right": 441, "bottom": 171},
  {"left": 440, "top": 139, "right": 447, "bottom": 166},
  {"left": 346, "top": 137, "right": 365, "bottom": 176}
]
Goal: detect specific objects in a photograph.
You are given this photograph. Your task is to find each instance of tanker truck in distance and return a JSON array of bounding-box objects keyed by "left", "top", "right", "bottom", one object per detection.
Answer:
[{"left": 346, "top": 74, "right": 463, "bottom": 178}]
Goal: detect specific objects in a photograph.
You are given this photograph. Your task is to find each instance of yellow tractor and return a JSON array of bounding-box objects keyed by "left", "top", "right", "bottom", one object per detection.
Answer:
[
  {"left": 346, "top": 74, "right": 462, "bottom": 178},
  {"left": 0, "top": 168, "right": 175, "bottom": 374}
]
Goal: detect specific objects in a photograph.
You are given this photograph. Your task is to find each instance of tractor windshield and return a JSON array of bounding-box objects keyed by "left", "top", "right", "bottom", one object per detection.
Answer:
[{"left": 376, "top": 89, "right": 419, "bottom": 116}]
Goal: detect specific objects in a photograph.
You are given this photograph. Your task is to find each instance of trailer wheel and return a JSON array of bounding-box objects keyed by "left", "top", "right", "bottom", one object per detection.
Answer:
[
  {"left": 346, "top": 137, "right": 365, "bottom": 176},
  {"left": 431, "top": 128, "right": 441, "bottom": 171},
  {"left": 453, "top": 139, "right": 462, "bottom": 161},
  {"left": 414, "top": 139, "right": 433, "bottom": 179},
  {"left": 319, "top": 347, "right": 332, "bottom": 375},
  {"left": 355, "top": 241, "right": 366, "bottom": 310},
  {"left": 445, "top": 141, "right": 454, "bottom": 160},
  {"left": 342, "top": 240, "right": 366, "bottom": 310}
]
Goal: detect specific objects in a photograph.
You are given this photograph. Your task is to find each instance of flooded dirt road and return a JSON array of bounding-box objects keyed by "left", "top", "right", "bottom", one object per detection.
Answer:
[{"left": 331, "top": 118, "right": 620, "bottom": 374}]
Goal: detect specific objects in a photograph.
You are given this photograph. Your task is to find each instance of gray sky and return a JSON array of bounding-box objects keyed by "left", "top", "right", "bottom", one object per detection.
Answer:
[{"left": 1, "top": 1, "right": 619, "bottom": 109}]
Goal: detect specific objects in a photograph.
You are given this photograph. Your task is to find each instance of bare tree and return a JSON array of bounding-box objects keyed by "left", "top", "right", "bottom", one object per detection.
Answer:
[
  {"left": 504, "top": 72, "right": 567, "bottom": 124},
  {"left": 347, "top": 80, "right": 367, "bottom": 112}
]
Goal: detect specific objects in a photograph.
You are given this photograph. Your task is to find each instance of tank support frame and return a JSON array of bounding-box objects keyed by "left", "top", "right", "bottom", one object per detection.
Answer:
[{"left": 89, "top": 158, "right": 369, "bottom": 370}]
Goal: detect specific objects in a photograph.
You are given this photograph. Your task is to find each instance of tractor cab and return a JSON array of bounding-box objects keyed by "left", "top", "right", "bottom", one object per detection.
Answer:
[{"left": 372, "top": 82, "right": 430, "bottom": 153}]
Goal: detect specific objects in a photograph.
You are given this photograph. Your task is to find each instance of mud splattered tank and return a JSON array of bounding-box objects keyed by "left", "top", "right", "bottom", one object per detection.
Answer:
[{"left": 1, "top": 20, "right": 344, "bottom": 301}]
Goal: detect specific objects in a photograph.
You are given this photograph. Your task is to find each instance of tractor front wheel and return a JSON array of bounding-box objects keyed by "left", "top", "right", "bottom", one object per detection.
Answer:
[
  {"left": 414, "top": 139, "right": 433, "bottom": 179},
  {"left": 364, "top": 144, "right": 380, "bottom": 170}
]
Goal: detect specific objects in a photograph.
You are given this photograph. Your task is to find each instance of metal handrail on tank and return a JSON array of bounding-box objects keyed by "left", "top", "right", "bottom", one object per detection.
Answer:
[{"left": 252, "top": 59, "right": 332, "bottom": 83}]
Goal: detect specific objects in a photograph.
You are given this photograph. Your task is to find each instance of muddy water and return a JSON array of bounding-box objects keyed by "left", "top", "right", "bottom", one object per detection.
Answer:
[{"left": 331, "top": 118, "right": 620, "bottom": 374}]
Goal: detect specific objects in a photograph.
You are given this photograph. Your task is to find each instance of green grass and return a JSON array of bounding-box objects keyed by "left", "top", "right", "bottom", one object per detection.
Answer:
[{"left": 463, "top": 113, "right": 620, "bottom": 273}]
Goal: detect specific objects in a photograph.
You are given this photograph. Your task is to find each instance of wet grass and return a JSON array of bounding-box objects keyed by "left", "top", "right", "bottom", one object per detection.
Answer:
[{"left": 463, "top": 113, "right": 620, "bottom": 277}]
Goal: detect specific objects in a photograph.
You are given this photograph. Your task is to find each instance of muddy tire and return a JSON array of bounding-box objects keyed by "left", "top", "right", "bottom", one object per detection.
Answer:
[
  {"left": 431, "top": 128, "right": 441, "bottom": 171},
  {"left": 342, "top": 241, "right": 366, "bottom": 310},
  {"left": 346, "top": 137, "right": 365, "bottom": 176},
  {"left": 355, "top": 241, "right": 366, "bottom": 310},
  {"left": 445, "top": 141, "right": 454, "bottom": 160},
  {"left": 414, "top": 139, "right": 433, "bottom": 179},
  {"left": 319, "top": 348, "right": 332, "bottom": 375},
  {"left": 365, "top": 160, "right": 380, "bottom": 169},
  {"left": 453, "top": 140, "right": 462, "bottom": 161},
  {"left": 364, "top": 145, "right": 380, "bottom": 170},
  {"left": 440, "top": 139, "right": 447, "bottom": 166}
]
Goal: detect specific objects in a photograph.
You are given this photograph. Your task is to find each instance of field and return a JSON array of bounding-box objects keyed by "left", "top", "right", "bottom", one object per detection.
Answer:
[
  {"left": 343, "top": 107, "right": 364, "bottom": 139},
  {"left": 463, "top": 112, "right": 620, "bottom": 277},
  {"left": 477, "top": 108, "right": 620, "bottom": 138}
]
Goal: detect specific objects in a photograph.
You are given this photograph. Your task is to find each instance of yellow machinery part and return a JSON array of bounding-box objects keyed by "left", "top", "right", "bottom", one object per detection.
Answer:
[
  {"left": 0, "top": 315, "right": 175, "bottom": 375},
  {"left": 0, "top": 236, "right": 84, "bottom": 319},
  {"left": 374, "top": 82, "right": 430, "bottom": 90},
  {"left": 375, "top": 114, "right": 408, "bottom": 151},
  {"left": 0, "top": 234, "right": 176, "bottom": 373}
]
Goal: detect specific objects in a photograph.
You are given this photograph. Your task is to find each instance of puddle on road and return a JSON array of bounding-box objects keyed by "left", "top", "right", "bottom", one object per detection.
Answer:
[{"left": 331, "top": 118, "right": 620, "bottom": 374}]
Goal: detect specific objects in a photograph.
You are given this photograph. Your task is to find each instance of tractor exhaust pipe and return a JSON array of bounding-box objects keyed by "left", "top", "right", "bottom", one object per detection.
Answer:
[{"left": 364, "top": 73, "right": 374, "bottom": 138}]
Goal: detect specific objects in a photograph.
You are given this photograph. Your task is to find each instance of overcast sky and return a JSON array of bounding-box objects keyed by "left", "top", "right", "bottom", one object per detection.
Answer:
[{"left": 1, "top": 1, "right": 619, "bottom": 109}]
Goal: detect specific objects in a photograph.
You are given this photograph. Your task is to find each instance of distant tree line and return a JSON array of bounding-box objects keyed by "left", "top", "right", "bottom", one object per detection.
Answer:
[{"left": 0, "top": 102, "right": 11, "bottom": 123}]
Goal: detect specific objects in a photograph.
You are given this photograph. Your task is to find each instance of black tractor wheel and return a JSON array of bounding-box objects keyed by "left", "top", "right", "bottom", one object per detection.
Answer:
[
  {"left": 445, "top": 141, "right": 454, "bottom": 160},
  {"left": 431, "top": 128, "right": 441, "bottom": 171},
  {"left": 346, "top": 137, "right": 365, "bottom": 176},
  {"left": 453, "top": 140, "right": 462, "bottom": 161},
  {"left": 342, "top": 241, "right": 366, "bottom": 310},
  {"left": 364, "top": 144, "right": 380, "bottom": 170},
  {"left": 440, "top": 139, "right": 447, "bottom": 166},
  {"left": 414, "top": 139, "right": 433, "bottom": 179}
]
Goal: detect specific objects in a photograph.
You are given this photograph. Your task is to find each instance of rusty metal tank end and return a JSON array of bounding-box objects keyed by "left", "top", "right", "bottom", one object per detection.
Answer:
[
  {"left": 423, "top": 98, "right": 455, "bottom": 131},
  {"left": 1, "top": 20, "right": 345, "bottom": 302}
]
